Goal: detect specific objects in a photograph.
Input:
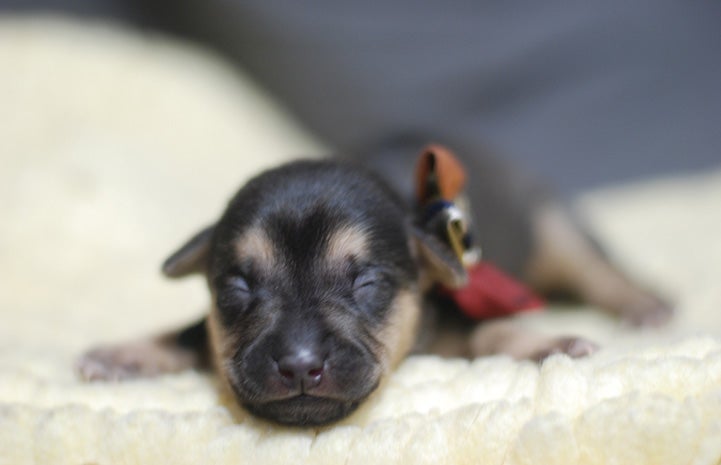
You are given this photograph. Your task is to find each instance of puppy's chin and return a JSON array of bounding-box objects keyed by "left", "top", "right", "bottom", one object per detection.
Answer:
[{"left": 243, "top": 395, "right": 361, "bottom": 426}]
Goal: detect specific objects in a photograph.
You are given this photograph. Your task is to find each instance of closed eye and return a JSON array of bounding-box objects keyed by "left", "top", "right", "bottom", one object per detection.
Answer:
[
  {"left": 216, "top": 273, "right": 253, "bottom": 316},
  {"left": 353, "top": 271, "right": 378, "bottom": 290},
  {"left": 348, "top": 266, "right": 397, "bottom": 318},
  {"left": 216, "top": 274, "right": 255, "bottom": 326},
  {"left": 228, "top": 275, "right": 250, "bottom": 293},
  {"left": 352, "top": 267, "right": 386, "bottom": 302}
]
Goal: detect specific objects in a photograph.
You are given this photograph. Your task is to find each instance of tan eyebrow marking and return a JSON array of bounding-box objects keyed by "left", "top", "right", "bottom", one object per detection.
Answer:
[
  {"left": 325, "top": 225, "right": 369, "bottom": 263},
  {"left": 234, "top": 226, "right": 276, "bottom": 270}
]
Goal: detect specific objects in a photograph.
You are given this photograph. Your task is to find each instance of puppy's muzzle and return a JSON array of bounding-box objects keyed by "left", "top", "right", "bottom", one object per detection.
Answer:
[{"left": 230, "top": 327, "right": 379, "bottom": 426}]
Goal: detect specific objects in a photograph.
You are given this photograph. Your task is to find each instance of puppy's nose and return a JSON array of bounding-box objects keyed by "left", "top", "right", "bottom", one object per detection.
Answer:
[{"left": 276, "top": 348, "right": 325, "bottom": 389}]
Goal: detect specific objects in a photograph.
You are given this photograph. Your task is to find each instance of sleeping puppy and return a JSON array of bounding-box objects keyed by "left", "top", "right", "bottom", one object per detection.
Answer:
[{"left": 77, "top": 145, "right": 671, "bottom": 426}]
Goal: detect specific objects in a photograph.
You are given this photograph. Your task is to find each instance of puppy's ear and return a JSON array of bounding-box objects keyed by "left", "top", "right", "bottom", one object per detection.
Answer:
[
  {"left": 162, "top": 225, "right": 215, "bottom": 278},
  {"left": 410, "top": 226, "right": 467, "bottom": 290}
]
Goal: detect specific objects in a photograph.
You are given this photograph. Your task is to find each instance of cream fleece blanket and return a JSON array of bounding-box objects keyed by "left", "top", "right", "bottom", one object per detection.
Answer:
[{"left": 1, "top": 17, "right": 720, "bottom": 465}]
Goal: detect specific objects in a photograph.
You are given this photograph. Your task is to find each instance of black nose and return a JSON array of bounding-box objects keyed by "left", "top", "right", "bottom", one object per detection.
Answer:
[{"left": 276, "top": 348, "right": 325, "bottom": 390}]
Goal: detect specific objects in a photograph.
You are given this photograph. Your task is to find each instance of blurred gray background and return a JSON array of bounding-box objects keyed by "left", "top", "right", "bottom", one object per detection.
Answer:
[{"left": 2, "top": 0, "right": 719, "bottom": 194}]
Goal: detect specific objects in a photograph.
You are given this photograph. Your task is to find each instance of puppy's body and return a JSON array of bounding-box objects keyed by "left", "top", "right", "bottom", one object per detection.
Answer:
[
  {"left": 361, "top": 144, "right": 670, "bottom": 326},
  {"left": 78, "top": 149, "right": 671, "bottom": 426}
]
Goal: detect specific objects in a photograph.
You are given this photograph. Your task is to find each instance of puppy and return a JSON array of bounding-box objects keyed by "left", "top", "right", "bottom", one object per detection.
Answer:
[{"left": 77, "top": 145, "right": 671, "bottom": 426}]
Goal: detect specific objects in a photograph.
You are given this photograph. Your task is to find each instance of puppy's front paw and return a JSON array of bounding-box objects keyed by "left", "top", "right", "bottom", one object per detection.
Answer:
[
  {"left": 77, "top": 348, "right": 136, "bottom": 381},
  {"left": 76, "top": 345, "right": 151, "bottom": 381},
  {"left": 620, "top": 294, "right": 674, "bottom": 328},
  {"left": 532, "top": 336, "right": 599, "bottom": 362},
  {"left": 76, "top": 341, "right": 196, "bottom": 381}
]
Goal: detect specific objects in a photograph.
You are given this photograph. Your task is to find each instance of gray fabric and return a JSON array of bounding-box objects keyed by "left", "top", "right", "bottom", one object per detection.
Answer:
[
  {"left": 4, "top": 0, "right": 721, "bottom": 193},
  {"left": 151, "top": 0, "right": 721, "bottom": 193}
]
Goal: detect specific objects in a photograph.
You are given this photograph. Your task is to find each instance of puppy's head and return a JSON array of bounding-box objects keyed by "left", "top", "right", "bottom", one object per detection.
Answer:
[{"left": 163, "top": 160, "right": 465, "bottom": 426}]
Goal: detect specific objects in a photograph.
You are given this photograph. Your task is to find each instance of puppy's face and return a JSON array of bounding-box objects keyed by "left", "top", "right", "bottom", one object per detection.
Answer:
[
  {"left": 166, "top": 162, "right": 417, "bottom": 425},
  {"left": 163, "top": 161, "right": 464, "bottom": 426}
]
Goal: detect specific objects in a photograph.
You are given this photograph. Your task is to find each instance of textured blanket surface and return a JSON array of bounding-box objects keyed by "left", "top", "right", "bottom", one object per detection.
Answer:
[{"left": 1, "top": 17, "right": 720, "bottom": 465}]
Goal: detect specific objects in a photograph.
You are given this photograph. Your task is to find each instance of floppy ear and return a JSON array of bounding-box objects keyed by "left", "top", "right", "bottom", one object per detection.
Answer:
[
  {"left": 411, "top": 144, "right": 473, "bottom": 290},
  {"left": 415, "top": 144, "right": 467, "bottom": 202},
  {"left": 162, "top": 225, "right": 215, "bottom": 278},
  {"left": 410, "top": 225, "right": 468, "bottom": 290}
]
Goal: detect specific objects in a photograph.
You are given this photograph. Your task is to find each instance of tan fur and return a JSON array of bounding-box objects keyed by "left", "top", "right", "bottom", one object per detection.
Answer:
[
  {"left": 468, "top": 320, "right": 548, "bottom": 358},
  {"left": 325, "top": 225, "right": 368, "bottom": 263},
  {"left": 76, "top": 337, "right": 198, "bottom": 381},
  {"left": 378, "top": 289, "right": 422, "bottom": 371},
  {"left": 206, "top": 303, "right": 239, "bottom": 393},
  {"left": 235, "top": 226, "right": 277, "bottom": 271},
  {"left": 426, "top": 325, "right": 472, "bottom": 358},
  {"left": 525, "top": 204, "right": 670, "bottom": 325},
  {"left": 525, "top": 204, "right": 603, "bottom": 294},
  {"left": 468, "top": 320, "right": 597, "bottom": 361}
]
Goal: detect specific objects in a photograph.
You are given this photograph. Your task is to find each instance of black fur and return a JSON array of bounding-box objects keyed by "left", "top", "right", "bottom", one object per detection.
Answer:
[{"left": 204, "top": 160, "right": 422, "bottom": 426}]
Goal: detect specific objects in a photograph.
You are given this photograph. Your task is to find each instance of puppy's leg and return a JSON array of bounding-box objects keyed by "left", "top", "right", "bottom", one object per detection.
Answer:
[
  {"left": 468, "top": 319, "right": 598, "bottom": 362},
  {"left": 77, "top": 318, "right": 208, "bottom": 381},
  {"left": 525, "top": 204, "right": 673, "bottom": 327}
]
